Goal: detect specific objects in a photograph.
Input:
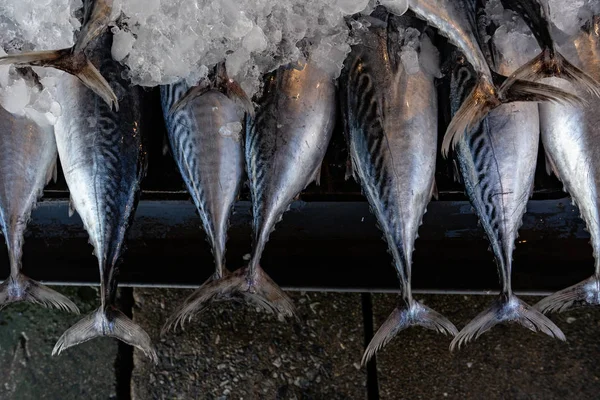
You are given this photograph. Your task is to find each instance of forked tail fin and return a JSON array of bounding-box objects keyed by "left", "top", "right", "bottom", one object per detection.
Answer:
[
  {"left": 450, "top": 294, "right": 566, "bottom": 351},
  {"left": 52, "top": 306, "right": 158, "bottom": 364},
  {"left": 442, "top": 74, "right": 584, "bottom": 158},
  {"left": 535, "top": 275, "right": 600, "bottom": 314},
  {"left": 161, "top": 266, "right": 296, "bottom": 334},
  {"left": 361, "top": 299, "right": 457, "bottom": 366},
  {"left": 0, "top": 0, "right": 118, "bottom": 110},
  {"left": 0, "top": 273, "right": 79, "bottom": 313},
  {"left": 500, "top": 48, "right": 600, "bottom": 98}
]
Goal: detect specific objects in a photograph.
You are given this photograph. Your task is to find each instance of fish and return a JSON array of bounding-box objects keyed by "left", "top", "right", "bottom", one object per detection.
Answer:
[
  {"left": 159, "top": 65, "right": 247, "bottom": 332},
  {"left": 339, "top": 9, "right": 458, "bottom": 366},
  {"left": 404, "top": 0, "right": 583, "bottom": 157},
  {"left": 14, "top": 2, "right": 156, "bottom": 362},
  {"left": 448, "top": 6, "right": 566, "bottom": 349},
  {"left": 171, "top": 58, "right": 336, "bottom": 319},
  {"left": 0, "top": 77, "right": 78, "bottom": 313},
  {"left": 535, "top": 15, "right": 600, "bottom": 314},
  {"left": 0, "top": 0, "right": 118, "bottom": 110},
  {"left": 497, "top": 0, "right": 600, "bottom": 97}
]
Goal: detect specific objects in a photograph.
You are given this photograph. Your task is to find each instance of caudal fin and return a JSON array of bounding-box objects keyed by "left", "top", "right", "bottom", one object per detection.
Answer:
[
  {"left": 362, "top": 299, "right": 457, "bottom": 366},
  {"left": 0, "top": 274, "right": 79, "bottom": 313},
  {"left": 52, "top": 306, "right": 158, "bottom": 363},
  {"left": 161, "top": 266, "right": 296, "bottom": 334},
  {"left": 442, "top": 75, "right": 584, "bottom": 158},
  {"left": 535, "top": 275, "right": 600, "bottom": 314},
  {"left": 0, "top": 0, "right": 118, "bottom": 110},
  {"left": 500, "top": 48, "right": 600, "bottom": 98},
  {"left": 450, "top": 294, "right": 565, "bottom": 351}
]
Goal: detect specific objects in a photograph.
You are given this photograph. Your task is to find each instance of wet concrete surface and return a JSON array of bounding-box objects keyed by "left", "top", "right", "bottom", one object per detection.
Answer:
[
  {"left": 0, "top": 288, "right": 599, "bottom": 399},
  {"left": 131, "top": 289, "right": 366, "bottom": 400},
  {"left": 372, "top": 293, "right": 600, "bottom": 400},
  {"left": 0, "top": 286, "right": 118, "bottom": 400}
]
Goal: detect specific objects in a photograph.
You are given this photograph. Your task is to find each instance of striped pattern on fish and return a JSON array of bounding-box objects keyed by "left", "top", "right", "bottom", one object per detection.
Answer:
[
  {"left": 160, "top": 77, "right": 246, "bottom": 332},
  {"left": 341, "top": 11, "right": 457, "bottom": 365}
]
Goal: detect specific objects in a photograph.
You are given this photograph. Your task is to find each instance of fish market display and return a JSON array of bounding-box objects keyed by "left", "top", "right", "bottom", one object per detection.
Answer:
[
  {"left": 159, "top": 64, "right": 247, "bottom": 331},
  {"left": 4, "top": 1, "right": 157, "bottom": 362},
  {"left": 0, "top": 79, "right": 78, "bottom": 313},
  {"left": 535, "top": 14, "right": 600, "bottom": 314},
  {"left": 340, "top": 8, "right": 457, "bottom": 364},
  {"left": 448, "top": 1, "right": 566, "bottom": 349}
]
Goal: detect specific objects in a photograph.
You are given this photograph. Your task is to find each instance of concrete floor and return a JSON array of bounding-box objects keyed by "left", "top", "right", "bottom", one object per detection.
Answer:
[{"left": 0, "top": 287, "right": 599, "bottom": 399}]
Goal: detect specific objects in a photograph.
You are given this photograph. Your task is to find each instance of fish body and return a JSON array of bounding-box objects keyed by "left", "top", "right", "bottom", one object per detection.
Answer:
[
  {"left": 341, "top": 9, "right": 457, "bottom": 364},
  {"left": 449, "top": 7, "right": 565, "bottom": 349},
  {"left": 50, "top": 29, "right": 155, "bottom": 361},
  {"left": 403, "top": 0, "right": 582, "bottom": 157},
  {"left": 0, "top": 102, "right": 77, "bottom": 312},
  {"left": 536, "top": 16, "right": 600, "bottom": 313},
  {"left": 160, "top": 79, "right": 245, "bottom": 331},
  {"left": 180, "top": 59, "right": 336, "bottom": 319}
]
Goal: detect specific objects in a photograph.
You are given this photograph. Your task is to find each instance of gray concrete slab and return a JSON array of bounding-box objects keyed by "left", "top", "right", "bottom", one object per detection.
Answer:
[
  {"left": 0, "top": 286, "right": 118, "bottom": 400},
  {"left": 131, "top": 289, "right": 367, "bottom": 400},
  {"left": 372, "top": 293, "right": 600, "bottom": 400}
]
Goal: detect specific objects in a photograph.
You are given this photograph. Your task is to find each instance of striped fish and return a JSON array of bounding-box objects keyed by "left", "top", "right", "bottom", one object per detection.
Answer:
[
  {"left": 180, "top": 60, "right": 336, "bottom": 320},
  {"left": 449, "top": 6, "right": 565, "bottom": 349},
  {"left": 404, "top": 0, "right": 583, "bottom": 157},
  {"left": 159, "top": 73, "right": 246, "bottom": 332},
  {"left": 341, "top": 10, "right": 458, "bottom": 365},
  {"left": 0, "top": 91, "right": 77, "bottom": 313},
  {"left": 45, "top": 15, "right": 156, "bottom": 361},
  {"left": 535, "top": 16, "right": 600, "bottom": 314}
]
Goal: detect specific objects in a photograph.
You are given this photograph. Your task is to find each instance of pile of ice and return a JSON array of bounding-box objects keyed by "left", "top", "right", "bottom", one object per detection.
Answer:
[
  {"left": 109, "top": 0, "right": 400, "bottom": 98},
  {"left": 483, "top": 0, "right": 541, "bottom": 74},
  {"left": 0, "top": 0, "right": 83, "bottom": 125},
  {"left": 546, "top": 0, "right": 600, "bottom": 37}
]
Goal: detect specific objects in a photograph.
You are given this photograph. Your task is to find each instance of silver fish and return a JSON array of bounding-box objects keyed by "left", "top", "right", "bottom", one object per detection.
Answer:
[
  {"left": 184, "top": 59, "right": 336, "bottom": 319},
  {"left": 405, "top": 0, "right": 581, "bottom": 156},
  {"left": 29, "top": 5, "right": 156, "bottom": 362},
  {"left": 497, "top": 0, "right": 600, "bottom": 97},
  {"left": 159, "top": 70, "right": 246, "bottom": 332},
  {"left": 449, "top": 8, "right": 565, "bottom": 349},
  {"left": 0, "top": 90, "right": 78, "bottom": 313},
  {"left": 535, "top": 16, "right": 600, "bottom": 314},
  {"left": 340, "top": 10, "right": 458, "bottom": 365}
]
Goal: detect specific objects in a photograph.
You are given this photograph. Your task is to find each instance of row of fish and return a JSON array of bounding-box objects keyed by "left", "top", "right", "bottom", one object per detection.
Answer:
[{"left": 0, "top": 0, "right": 598, "bottom": 366}]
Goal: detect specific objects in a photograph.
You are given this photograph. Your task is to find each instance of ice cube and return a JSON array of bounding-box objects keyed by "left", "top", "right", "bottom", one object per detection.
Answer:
[
  {"left": 243, "top": 26, "right": 268, "bottom": 53},
  {"left": 380, "top": 0, "right": 409, "bottom": 16},
  {"left": 111, "top": 29, "right": 136, "bottom": 62},
  {"left": 400, "top": 46, "right": 420, "bottom": 75},
  {"left": 336, "top": 0, "right": 370, "bottom": 15}
]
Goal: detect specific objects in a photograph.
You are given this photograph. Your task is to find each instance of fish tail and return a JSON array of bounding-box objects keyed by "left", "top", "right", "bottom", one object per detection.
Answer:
[
  {"left": 0, "top": 0, "right": 118, "bottom": 111},
  {"left": 169, "top": 62, "right": 254, "bottom": 116},
  {"left": 500, "top": 48, "right": 600, "bottom": 98},
  {"left": 0, "top": 273, "right": 79, "bottom": 313},
  {"left": 362, "top": 299, "right": 457, "bottom": 366},
  {"left": 52, "top": 305, "right": 158, "bottom": 364},
  {"left": 161, "top": 266, "right": 296, "bottom": 334},
  {"left": 535, "top": 275, "right": 600, "bottom": 314},
  {"left": 450, "top": 294, "right": 565, "bottom": 351},
  {"left": 442, "top": 74, "right": 584, "bottom": 158}
]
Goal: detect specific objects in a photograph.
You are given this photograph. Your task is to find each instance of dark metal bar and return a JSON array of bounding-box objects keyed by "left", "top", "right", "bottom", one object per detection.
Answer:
[{"left": 2, "top": 197, "right": 591, "bottom": 293}]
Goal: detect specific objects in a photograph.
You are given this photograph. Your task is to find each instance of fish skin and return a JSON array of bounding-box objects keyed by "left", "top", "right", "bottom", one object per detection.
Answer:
[
  {"left": 159, "top": 79, "right": 245, "bottom": 332},
  {"left": 449, "top": 7, "right": 565, "bottom": 349},
  {"left": 0, "top": 102, "right": 78, "bottom": 313},
  {"left": 405, "top": 0, "right": 583, "bottom": 157},
  {"left": 535, "top": 16, "right": 600, "bottom": 314},
  {"left": 243, "top": 60, "right": 336, "bottom": 316},
  {"left": 50, "top": 30, "right": 156, "bottom": 362},
  {"left": 341, "top": 10, "right": 457, "bottom": 365}
]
